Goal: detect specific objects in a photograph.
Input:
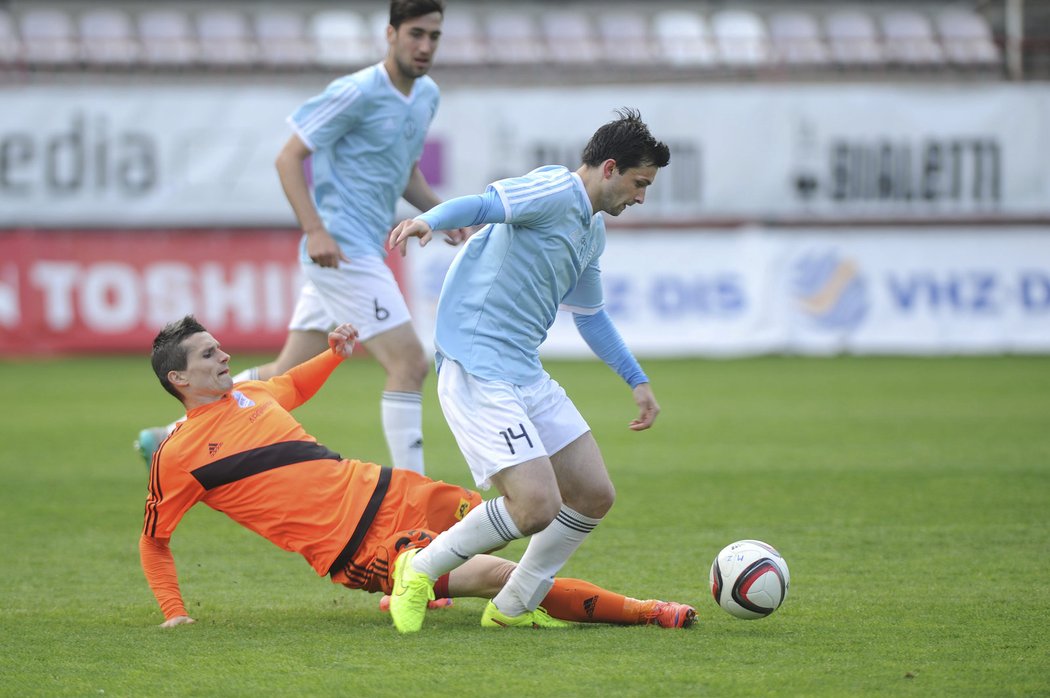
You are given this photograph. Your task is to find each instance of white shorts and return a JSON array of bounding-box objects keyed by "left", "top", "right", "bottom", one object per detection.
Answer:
[
  {"left": 288, "top": 257, "right": 412, "bottom": 342},
  {"left": 437, "top": 358, "right": 590, "bottom": 489}
]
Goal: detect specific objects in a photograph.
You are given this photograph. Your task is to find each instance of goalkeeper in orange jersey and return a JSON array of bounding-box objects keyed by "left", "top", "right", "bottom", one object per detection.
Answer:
[{"left": 140, "top": 315, "right": 695, "bottom": 629}]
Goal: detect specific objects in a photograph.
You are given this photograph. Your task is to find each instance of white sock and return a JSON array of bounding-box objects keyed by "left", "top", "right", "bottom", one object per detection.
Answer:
[
  {"left": 492, "top": 505, "right": 601, "bottom": 616},
  {"left": 413, "top": 497, "right": 522, "bottom": 579},
  {"left": 381, "top": 391, "right": 425, "bottom": 475},
  {"left": 231, "top": 366, "right": 260, "bottom": 383}
]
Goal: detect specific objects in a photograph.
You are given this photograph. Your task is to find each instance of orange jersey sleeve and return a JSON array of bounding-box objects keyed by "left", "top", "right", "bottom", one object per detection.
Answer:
[
  {"left": 139, "top": 535, "right": 187, "bottom": 620},
  {"left": 140, "top": 348, "right": 385, "bottom": 619},
  {"left": 263, "top": 349, "right": 343, "bottom": 412}
]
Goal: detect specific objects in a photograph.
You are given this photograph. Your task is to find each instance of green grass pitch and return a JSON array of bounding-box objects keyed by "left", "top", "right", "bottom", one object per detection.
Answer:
[{"left": 1, "top": 354, "right": 1048, "bottom": 696}]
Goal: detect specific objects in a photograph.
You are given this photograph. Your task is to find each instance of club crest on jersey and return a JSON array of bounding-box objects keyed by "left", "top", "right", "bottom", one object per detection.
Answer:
[
  {"left": 456, "top": 499, "right": 471, "bottom": 520},
  {"left": 570, "top": 222, "right": 601, "bottom": 267},
  {"left": 232, "top": 390, "right": 256, "bottom": 409}
]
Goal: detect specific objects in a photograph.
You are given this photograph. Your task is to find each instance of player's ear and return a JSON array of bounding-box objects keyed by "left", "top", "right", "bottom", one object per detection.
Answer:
[
  {"left": 386, "top": 23, "right": 396, "bottom": 46},
  {"left": 602, "top": 159, "right": 618, "bottom": 179},
  {"left": 168, "top": 370, "right": 188, "bottom": 388}
]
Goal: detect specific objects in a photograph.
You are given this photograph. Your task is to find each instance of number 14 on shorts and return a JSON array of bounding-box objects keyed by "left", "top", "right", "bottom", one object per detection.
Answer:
[{"left": 499, "top": 423, "right": 533, "bottom": 455}]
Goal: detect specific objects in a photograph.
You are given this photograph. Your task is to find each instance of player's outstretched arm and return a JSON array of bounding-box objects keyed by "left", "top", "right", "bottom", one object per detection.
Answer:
[
  {"left": 629, "top": 383, "right": 660, "bottom": 431},
  {"left": 140, "top": 535, "right": 194, "bottom": 626},
  {"left": 389, "top": 193, "right": 505, "bottom": 256},
  {"left": 400, "top": 163, "right": 474, "bottom": 247}
]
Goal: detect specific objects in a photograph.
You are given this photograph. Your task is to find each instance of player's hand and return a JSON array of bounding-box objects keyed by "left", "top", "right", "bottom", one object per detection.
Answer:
[
  {"left": 305, "top": 226, "right": 350, "bottom": 268},
  {"left": 442, "top": 226, "right": 477, "bottom": 246},
  {"left": 328, "top": 323, "right": 359, "bottom": 358},
  {"left": 629, "top": 383, "right": 660, "bottom": 431},
  {"left": 160, "top": 615, "right": 196, "bottom": 628},
  {"left": 388, "top": 218, "right": 433, "bottom": 257}
]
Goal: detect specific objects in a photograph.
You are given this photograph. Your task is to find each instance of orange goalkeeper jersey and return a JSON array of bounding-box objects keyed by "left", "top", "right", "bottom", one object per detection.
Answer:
[{"left": 140, "top": 349, "right": 386, "bottom": 619}]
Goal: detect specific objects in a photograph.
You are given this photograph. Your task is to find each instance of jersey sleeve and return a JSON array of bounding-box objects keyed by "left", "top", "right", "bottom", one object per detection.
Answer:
[
  {"left": 139, "top": 535, "right": 188, "bottom": 620},
  {"left": 561, "top": 258, "right": 604, "bottom": 312},
  {"left": 287, "top": 76, "right": 365, "bottom": 151},
  {"left": 417, "top": 191, "right": 505, "bottom": 231},
  {"left": 573, "top": 309, "right": 648, "bottom": 388},
  {"left": 141, "top": 448, "right": 202, "bottom": 620},
  {"left": 263, "top": 349, "right": 344, "bottom": 411},
  {"left": 488, "top": 168, "right": 576, "bottom": 229},
  {"left": 142, "top": 456, "right": 204, "bottom": 540}
]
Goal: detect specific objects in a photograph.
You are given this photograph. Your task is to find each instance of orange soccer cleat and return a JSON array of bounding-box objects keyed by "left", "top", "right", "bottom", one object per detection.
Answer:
[{"left": 643, "top": 600, "right": 697, "bottom": 629}]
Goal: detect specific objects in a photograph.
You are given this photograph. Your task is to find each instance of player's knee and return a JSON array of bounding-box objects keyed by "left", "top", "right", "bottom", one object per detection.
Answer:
[
  {"left": 411, "top": 356, "right": 429, "bottom": 384},
  {"left": 386, "top": 356, "right": 428, "bottom": 391},
  {"left": 401, "top": 354, "right": 429, "bottom": 388},
  {"left": 572, "top": 480, "right": 616, "bottom": 519},
  {"left": 509, "top": 491, "right": 561, "bottom": 535}
]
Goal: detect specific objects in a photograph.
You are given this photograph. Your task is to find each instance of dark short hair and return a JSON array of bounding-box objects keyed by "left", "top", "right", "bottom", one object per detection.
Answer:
[
  {"left": 581, "top": 108, "right": 671, "bottom": 173},
  {"left": 151, "top": 315, "right": 208, "bottom": 401},
  {"left": 389, "top": 0, "right": 445, "bottom": 29}
]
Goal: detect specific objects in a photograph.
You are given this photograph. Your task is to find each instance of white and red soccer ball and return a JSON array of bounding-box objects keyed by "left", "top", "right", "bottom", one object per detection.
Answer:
[{"left": 709, "top": 540, "right": 790, "bottom": 619}]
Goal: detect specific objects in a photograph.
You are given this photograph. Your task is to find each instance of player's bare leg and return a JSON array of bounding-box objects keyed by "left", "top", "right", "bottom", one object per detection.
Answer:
[
  {"left": 489, "top": 433, "right": 613, "bottom": 618},
  {"left": 362, "top": 322, "right": 429, "bottom": 475}
]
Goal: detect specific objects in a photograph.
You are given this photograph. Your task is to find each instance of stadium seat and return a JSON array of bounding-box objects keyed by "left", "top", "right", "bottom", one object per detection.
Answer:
[
  {"left": 0, "top": 9, "right": 22, "bottom": 66},
  {"left": 711, "top": 9, "right": 771, "bottom": 67},
  {"left": 768, "top": 11, "right": 830, "bottom": 67},
  {"left": 484, "top": 11, "right": 545, "bottom": 64},
  {"left": 652, "top": 9, "right": 717, "bottom": 67},
  {"left": 935, "top": 8, "right": 1000, "bottom": 68},
  {"left": 880, "top": 10, "right": 945, "bottom": 66},
  {"left": 254, "top": 9, "right": 314, "bottom": 69},
  {"left": 78, "top": 8, "right": 139, "bottom": 68},
  {"left": 596, "top": 11, "right": 655, "bottom": 65},
  {"left": 435, "top": 9, "right": 486, "bottom": 65},
  {"left": 138, "top": 8, "right": 199, "bottom": 68},
  {"left": 19, "top": 7, "right": 78, "bottom": 67},
  {"left": 540, "top": 9, "right": 601, "bottom": 65},
  {"left": 824, "top": 10, "right": 885, "bottom": 67},
  {"left": 308, "top": 9, "right": 375, "bottom": 69},
  {"left": 196, "top": 9, "right": 257, "bottom": 67}
]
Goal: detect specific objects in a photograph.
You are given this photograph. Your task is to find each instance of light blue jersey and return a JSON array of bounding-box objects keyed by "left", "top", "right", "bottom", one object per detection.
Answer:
[
  {"left": 288, "top": 63, "right": 438, "bottom": 261},
  {"left": 434, "top": 165, "right": 606, "bottom": 385}
]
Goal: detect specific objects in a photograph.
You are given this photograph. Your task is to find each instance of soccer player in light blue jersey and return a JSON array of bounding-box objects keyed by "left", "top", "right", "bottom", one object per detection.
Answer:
[
  {"left": 386, "top": 109, "right": 672, "bottom": 632},
  {"left": 135, "top": 0, "right": 468, "bottom": 476}
]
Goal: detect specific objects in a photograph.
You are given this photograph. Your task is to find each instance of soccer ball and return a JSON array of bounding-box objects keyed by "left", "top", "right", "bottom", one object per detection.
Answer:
[{"left": 709, "top": 539, "right": 790, "bottom": 619}]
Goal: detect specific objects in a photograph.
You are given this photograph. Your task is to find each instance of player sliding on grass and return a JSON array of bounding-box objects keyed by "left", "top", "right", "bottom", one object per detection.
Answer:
[
  {"left": 135, "top": 0, "right": 472, "bottom": 477},
  {"left": 139, "top": 315, "right": 695, "bottom": 629},
  {"left": 385, "top": 108, "right": 670, "bottom": 632}
]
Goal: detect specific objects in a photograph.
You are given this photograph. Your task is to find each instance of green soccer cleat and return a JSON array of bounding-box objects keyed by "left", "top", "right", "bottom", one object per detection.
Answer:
[
  {"left": 480, "top": 601, "right": 572, "bottom": 629},
  {"left": 134, "top": 427, "right": 168, "bottom": 467},
  {"left": 379, "top": 595, "right": 453, "bottom": 612},
  {"left": 388, "top": 548, "right": 435, "bottom": 633}
]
